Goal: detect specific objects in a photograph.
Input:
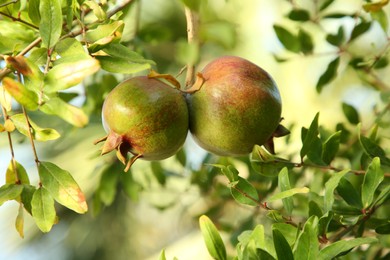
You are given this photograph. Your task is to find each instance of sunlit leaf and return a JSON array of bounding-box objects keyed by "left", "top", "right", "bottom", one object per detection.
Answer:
[
  {"left": 0, "top": 86, "right": 12, "bottom": 112},
  {"left": 0, "top": 184, "right": 24, "bottom": 206},
  {"left": 2, "top": 77, "right": 38, "bottom": 110},
  {"left": 15, "top": 203, "right": 25, "bottom": 238},
  {"left": 86, "top": 21, "right": 124, "bottom": 51},
  {"left": 300, "top": 112, "right": 320, "bottom": 159},
  {"left": 342, "top": 103, "right": 360, "bottom": 125},
  {"left": 322, "top": 131, "right": 341, "bottom": 165},
  {"left": 319, "top": 0, "right": 335, "bottom": 11},
  {"left": 4, "top": 119, "right": 15, "bottom": 132},
  {"left": 0, "top": 21, "right": 35, "bottom": 54},
  {"left": 45, "top": 58, "right": 100, "bottom": 92},
  {"left": 40, "top": 97, "right": 88, "bottom": 127},
  {"left": 371, "top": 9, "right": 388, "bottom": 32},
  {"left": 230, "top": 177, "right": 259, "bottom": 206},
  {"left": 83, "top": 0, "right": 107, "bottom": 21},
  {"left": 56, "top": 38, "right": 88, "bottom": 59},
  {"left": 199, "top": 215, "right": 227, "bottom": 260},
  {"left": 158, "top": 249, "right": 167, "bottom": 260},
  {"left": 31, "top": 187, "right": 56, "bottom": 232},
  {"left": 316, "top": 57, "right": 340, "bottom": 93},
  {"left": 96, "top": 56, "right": 152, "bottom": 74},
  {"left": 363, "top": 0, "right": 389, "bottom": 12},
  {"left": 251, "top": 145, "right": 293, "bottom": 177},
  {"left": 38, "top": 161, "right": 88, "bottom": 214},
  {"left": 293, "top": 216, "right": 319, "bottom": 259},
  {"left": 39, "top": 0, "right": 62, "bottom": 48},
  {"left": 278, "top": 167, "right": 293, "bottom": 214},
  {"left": 272, "top": 229, "right": 294, "bottom": 260},
  {"left": 267, "top": 187, "right": 309, "bottom": 202},
  {"left": 324, "top": 169, "right": 349, "bottom": 212},
  {"left": 5, "top": 56, "right": 33, "bottom": 76},
  {"left": 273, "top": 25, "right": 300, "bottom": 53},
  {"left": 11, "top": 113, "right": 60, "bottom": 141},
  {"left": 287, "top": 9, "right": 310, "bottom": 21},
  {"left": 318, "top": 237, "right": 377, "bottom": 259},
  {"left": 6, "top": 159, "right": 30, "bottom": 184},
  {"left": 362, "top": 157, "right": 384, "bottom": 208}
]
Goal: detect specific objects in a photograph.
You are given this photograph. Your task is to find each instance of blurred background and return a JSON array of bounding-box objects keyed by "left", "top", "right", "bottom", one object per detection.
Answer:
[{"left": 1, "top": 0, "right": 389, "bottom": 259}]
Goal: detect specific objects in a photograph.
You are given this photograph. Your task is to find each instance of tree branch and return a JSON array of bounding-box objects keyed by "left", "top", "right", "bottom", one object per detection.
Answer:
[{"left": 184, "top": 6, "right": 200, "bottom": 87}]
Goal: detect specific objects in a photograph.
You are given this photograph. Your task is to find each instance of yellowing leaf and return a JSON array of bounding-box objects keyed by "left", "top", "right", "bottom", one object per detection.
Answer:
[
  {"left": 2, "top": 77, "right": 39, "bottom": 110},
  {"left": 0, "top": 85, "right": 12, "bottom": 111},
  {"left": 363, "top": 0, "right": 389, "bottom": 12},
  {"left": 15, "top": 204, "right": 24, "bottom": 238},
  {"left": 38, "top": 161, "right": 88, "bottom": 214},
  {"left": 46, "top": 58, "right": 100, "bottom": 92},
  {"left": 11, "top": 113, "right": 60, "bottom": 141}
]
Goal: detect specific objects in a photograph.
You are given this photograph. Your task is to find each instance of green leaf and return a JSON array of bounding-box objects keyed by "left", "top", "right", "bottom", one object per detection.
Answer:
[
  {"left": 0, "top": 184, "right": 24, "bottom": 206},
  {"left": 158, "top": 249, "right": 167, "bottom": 260},
  {"left": 222, "top": 165, "right": 239, "bottom": 183},
  {"left": 28, "top": 0, "right": 41, "bottom": 25},
  {"left": 151, "top": 162, "right": 167, "bottom": 186},
  {"left": 307, "top": 134, "right": 325, "bottom": 165},
  {"left": 97, "top": 165, "right": 120, "bottom": 206},
  {"left": 11, "top": 114, "right": 60, "bottom": 141},
  {"left": 0, "top": 21, "right": 36, "bottom": 54},
  {"left": 273, "top": 25, "right": 300, "bottom": 53},
  {"left": 372, "top": 184, "right": 390, "bottom": 207},
  {"left": 96, "top": 56, "right": 152, "bottom": 74},
  {"left": 6, "top": 159, "right": 30, "bottom": 184},
  {"left": 272, "top": 229, "right": 294, "bottom": 260},
  {"left": 363, "top": 0, "right": 390, "bottom": 12},
  {"left": 200, "top": 21, "right": 236, "bottom": 49},
  {"left": 267, "top": 187, "right": 309, "bottom": 203},
  {"left": 15, "top": 203, "right": 24, "bottom": 238},
  {"left": 293, "top": 216, "right": 319, "bottom": 259},
  {"left": 316, "top": 57, "right": 340, "bottom": 93},
  {"left": 86, "top": 21, "right": 124, "bottom": 52},
  {"left": 120, "top": 171, "right": 141, "bottom": 202},
  {"left": 324, "top": 169, "right": 349, "bottom": 212},
  {"left": 180, "top": 0, "right": 201, "bottom": 11},
  {"left": 31, "top": 187, "right": 56, "bottom": 232},
  {"left": 319, "top": 237, "right": 377, "bottom": 260},
  {"left": 21, "top": 184, "right": 36, "bottom": 215},
  {"left": 272, "top": 223, "right": 298, "bottom": 246},
  {"left": 362, "top": 157, "right": 384, "bottom": 208},
  {"left": 251, "top": 145, "right": 293, "bottom": 177},
  {"left": 376, "top": 223, "right": 390, "bottom": 234},
  {"left": 300, "top": 112, "right": 320, "bottom": 159},
  {"left": 83, "top": 0, "right": 107, "bottom": 21},
  {"left": 359, "top": 135, "right": 390, "bottom": 166},
  {"left": 230, "top": 177, "right": 259, "bottom": 206},
  {"left": 318, "top": 211, "right": 334, "bottom": 236},
  {"left": 371, "top": 9, "right": 388, "bottom": 32},
  {"left": 349, "top": 22, "right": 372, "bottom": 42},
  {"left": 287, "top": 9, "right": 311, "bottom": 21},
  {"left": 38, "top": 161, "right": 88, "bottom": 214},
  {"left": 2, "top": 77, "right": 38, "bottom": 110},
  {"left": 319, "top": 0, "right": 335, "bottom": 11},
  {"left": 56, "top": 38, "right": 89, "bottom": 59},
  {"left": 39, "top": 0, "right": 62, "bottom": 48},
  {"left": 40, "top": 97, "right": 89, "bottom": 127},
  {"left": 342, "top": 103, "right": 360, "bottom": 125},
  {"left": 103, "top": 44, "right": 155, "bottom": 65},
  {"left": 336, "top": 178, "right": 363, "bottom": 209},
  {"left": 322, "top": 131, "right": 341, "bottom": 165},
  {"left": 326, "top": 26, "right": 345, "bottom": 46},
  {"left": 278, "top": 168, "right": 293, "bottom": 214},
  {"left": 45, "top": 58, "right": 100, "bottom": 92},
  {"left": 199, "top": 215, "right": 227, "bottom": 260},
  {"left": 298, "top": 29, "right": 314, "bottom": 54}
]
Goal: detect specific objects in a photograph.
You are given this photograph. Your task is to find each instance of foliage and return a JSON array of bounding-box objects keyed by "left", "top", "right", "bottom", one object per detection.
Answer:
[{"left": 1, "top": 0, "right": 390, "bottom": 259}]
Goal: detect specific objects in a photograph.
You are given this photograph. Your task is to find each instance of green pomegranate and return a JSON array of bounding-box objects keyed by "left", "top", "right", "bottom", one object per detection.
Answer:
[
  {"left": 96, "top": 76, "right": 188, "bottom": 170},
  {"left": 187, "top": 56, "right": 282, "bottom": 156}
]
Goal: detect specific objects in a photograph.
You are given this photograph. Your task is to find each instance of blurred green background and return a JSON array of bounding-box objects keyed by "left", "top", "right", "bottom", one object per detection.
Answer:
[{"left": 1, "top": 0, "right": 389, "bottom": 259}]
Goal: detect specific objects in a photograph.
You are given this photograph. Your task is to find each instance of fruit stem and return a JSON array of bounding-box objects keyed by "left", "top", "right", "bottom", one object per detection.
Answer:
[
  {"left": 124, "top": 153, "right": 143, "bottom": 172},
  {"left": 184, "top": 6, "right": 200, "bottom": 87}
]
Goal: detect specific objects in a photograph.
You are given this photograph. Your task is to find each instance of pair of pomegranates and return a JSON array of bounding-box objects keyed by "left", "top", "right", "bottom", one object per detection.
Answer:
[{"left": 95, "top": 56, "right": 283, "bottom": 171}]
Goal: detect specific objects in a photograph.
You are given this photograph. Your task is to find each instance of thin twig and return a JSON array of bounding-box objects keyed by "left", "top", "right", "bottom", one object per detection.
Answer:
[
  {"left": 21, "top": 106, "right": 39, "bottom": 167},
  {"left": 0, "top": 0, "right": 18, "bottom": 8},
  {"left": 184, "top": 6, "right": 199, "bottom": 87},
  {"left": 0, "top": 11, "right": 39, "bottom": 30}
]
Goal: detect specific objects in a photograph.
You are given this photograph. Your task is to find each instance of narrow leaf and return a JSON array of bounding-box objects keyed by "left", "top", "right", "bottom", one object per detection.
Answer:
[
  {"left": 230, "top": 177, "right": 259, "bottom": 206},
  {"left": 96, "top": 56, "right": 152, "bottom": 74},
  {"left": 199, "top": 215, "right": 227, "bottom": 260},
  {"left": 326, "top": 26, "right": 344, "bottom": 46},
  {"left": 371, "top": 9, "right": 388, "bottom": 33},
  {"left": 273, "top": 25, "right": 300, "bottom": 53},
  {"left": 322, "top": 131, "right": 341, "bottom": 165},
  {"left": 21, "top": 184, "right": 36, "bottom": 215},
  {"left": 349, "top": 22, "right": 372, "bottom": 42},
  {"left": 39, "top": 0, "right": 62, "bottom": 48},
  {"left": 31, "top": 187, "right": 56, "bottom": 232},
  {"left": 0, "top": 184, "right": 24, "bottom": 206},
  {"left": 320, "top": 0, "right": 335, "bottom": 11},
  {"left": 300, "top": 112, "right": 320, "bottom": 159},
  {"left": 272, "top": 229, "right": 294, "bottom": 260},
  {"left": 15, "top": 203, "right": 24, "bottom": 238},
  {"left": 288, "top": 9, "right": 311, "bottom": 21},
  {"left": 316, "top": 57, "right": 340, "bottom": 93},
  {"left": 376, "top": 223, "right": 390, "bottom": 234},
  {"left": 2, "top": 77, "right": 38, "bottom": 110},
  {"left": 38, "top": 161, "right": 88, "bottom": 214},
  {"left": 337, "top": 178, "right": 363, "bottom": 209},
  {"left": 267, "top": 187, "right": 309, "bottom": 202},
  {"left": 298, "top": 29, "right": 314, "bottom": 54},
  {"left": 359, "top": 135, "right": 390, "bottom": 166},
  {"left": 324, "top": 169, "right": 349, "bottom": 212},
  {"left": 362, "top": 157, "right": 384, "bottom": 208},
  {"left": 293, "top": 216, "right": 319, "bottom": 259},
  {"left": 319, "top": 237, "right": 377, "bottom": 260},
  {"left": 278, "top": 167, "right": 293, "bottom": 214}
]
